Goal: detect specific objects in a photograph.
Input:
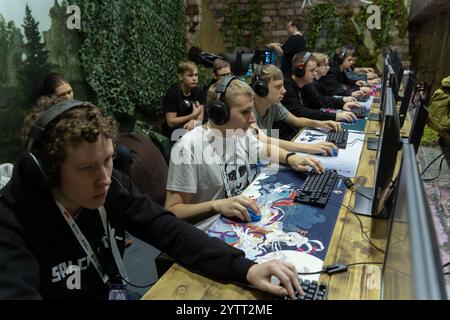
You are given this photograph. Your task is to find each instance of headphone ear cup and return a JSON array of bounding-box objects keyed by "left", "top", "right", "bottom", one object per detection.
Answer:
[
  {"left": 252, "top": 79, "right": 269, "bottom": 97},
  {"left": 207, "top": 100, "right": 230, "bottom": 125},
  {"left": 23, "top": 152, "right": 53, "bottom": 190},
  {"left": 294, "top": 63, "right": 305, "bottom": 78}
]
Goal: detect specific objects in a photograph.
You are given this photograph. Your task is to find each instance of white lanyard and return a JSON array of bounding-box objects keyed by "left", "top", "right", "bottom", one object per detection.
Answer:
[{"left": 55, "top": 200, "right": 129, "bottom": 284}]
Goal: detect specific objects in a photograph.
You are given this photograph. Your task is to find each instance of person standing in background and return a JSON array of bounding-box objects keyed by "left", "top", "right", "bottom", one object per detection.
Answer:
[{"left": 267, "top": 19, "right": 306, "bottom": 77}]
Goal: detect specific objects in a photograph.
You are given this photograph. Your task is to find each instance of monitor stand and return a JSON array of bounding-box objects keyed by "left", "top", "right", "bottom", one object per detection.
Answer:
[
  {"left": 353, "top": 186, "right": 390, "bottom": 218},
  {"left": 367, "top": 113, "right": 381, "bottom": 121},
  {"left": 367, "top": 137, "right": 379, "bottom": 150}
]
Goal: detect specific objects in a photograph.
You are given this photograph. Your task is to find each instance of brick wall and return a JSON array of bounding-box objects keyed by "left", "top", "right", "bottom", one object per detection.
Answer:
[
  {"left": 207, "top": 0, "right": 362, "bottom": 48},
  {"left": 205, "top": 0, "right": 410, "bottom": 67}
]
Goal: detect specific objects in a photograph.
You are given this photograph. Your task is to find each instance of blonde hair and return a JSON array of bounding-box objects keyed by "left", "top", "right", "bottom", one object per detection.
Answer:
[
  {"left": 251, "top": 64, "right": 283, "bottom": 85},
  {"left": 207, "top": 79, "right": 254, "bottom": 108},
  {"left": 312, "top": 53, "right": 328, "bottom": 67},
  {"left": 177, "top": 61, "right": 197, "bottom": 75}
]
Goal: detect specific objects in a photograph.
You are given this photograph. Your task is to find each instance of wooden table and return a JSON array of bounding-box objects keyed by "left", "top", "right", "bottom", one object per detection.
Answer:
[{"left": 143, "top": 99, "right": 410, "bottom": 300}]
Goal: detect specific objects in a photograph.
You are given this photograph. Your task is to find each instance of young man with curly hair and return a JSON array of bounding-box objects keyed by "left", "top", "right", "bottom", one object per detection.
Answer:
[{"left": 0, "top": 96, "right": 304, "bottom": 300}]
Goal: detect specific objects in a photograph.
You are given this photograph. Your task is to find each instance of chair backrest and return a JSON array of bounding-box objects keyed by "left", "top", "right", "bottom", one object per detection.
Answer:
[{"left": 117, "top": 133, "right": 168, "bottom": 205}]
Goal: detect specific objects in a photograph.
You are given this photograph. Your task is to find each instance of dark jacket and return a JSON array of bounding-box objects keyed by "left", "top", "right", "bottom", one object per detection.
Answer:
[
  {"left": 301, "top": 79, "right": 345, "bottom": 110},
  {"left": 280, "top": 34, "right": 306, "bottom": 76},
  {"left": 274, "top": 77, "right": 336, "bottom": 140},
  {"left": 319, "top": 58, "right": 358, "bottom": 96},
  {"left": 0, "top": 153, "right": 254, "bottom": 300}
]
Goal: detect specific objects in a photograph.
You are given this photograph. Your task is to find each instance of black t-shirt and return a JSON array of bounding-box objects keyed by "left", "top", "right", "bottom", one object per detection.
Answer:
[
  {"left": 162, "top": 84, "right": 206, "bottom": 138},
  {"left": 281, "top": 34, "right": 306, "bottom": 76}
]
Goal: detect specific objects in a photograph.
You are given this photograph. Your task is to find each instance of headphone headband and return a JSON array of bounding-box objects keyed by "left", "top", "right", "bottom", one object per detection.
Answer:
[
  {"left": 340, "top": 47, "right": 354, "bottom": 59},
  {"left": 26, "top": 100, "right": 93, "bottom": 152},
  {"left": 303, "top": 51, "right": 312, "bottom": 65},
  {"left": 215, "top": 75, "right": 237, "bottom": 102}
]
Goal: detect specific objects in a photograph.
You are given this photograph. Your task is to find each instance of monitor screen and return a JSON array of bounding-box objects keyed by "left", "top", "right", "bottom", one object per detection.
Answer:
[
  {"left": 409, "top": 100, "right": 429, "bottom": 153},
  {"left": 399, "top": 72, "right": 416, "bottom": 129},
  {"left": 372, "top": 87, "right": 401, "bottom": 216},
  {"left": 382, "top": 142, "right": 448, "bottom": 300},
  {"left": 387, "top": 64, "right": 400, "bottom": 98},
  {"left": 222, "top": 52, "right": 254, "bottom": 76},
  {"left": 354, "top": 88, "right": 401, "bottom": 217},
  {"left": 253, "top": 49, "right": 276, "bottom": 65},
  {"left": 378, "top": 58, "right": 390, "bottom": 115}
]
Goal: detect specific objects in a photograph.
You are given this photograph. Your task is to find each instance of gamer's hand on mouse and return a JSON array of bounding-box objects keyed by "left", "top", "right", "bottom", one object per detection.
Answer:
[
  {"left": 343, "top": 96, "right": 357, "bottom": 103},
  {"left": 246, "top": 260, "right": 303, "bottom": 299},
  {"left": 317, "top": 120, "right": 341, "bottom": 132},
  {"left": 351, "top": 90, "right": 364, "bottom": 97},
  {"left": 359, "top": 86, "right": 372, "bottom": 95},
  {"left": 305, "top": 141, "right": 338, "bottom": 156},
  {"left": 336, "top": 111, "right": 357, "bottom": 123},
  {"left": 287, "top": 155, "right": 324, "bottom": 174},
  {"left": 212, "top": 195, "right": 260, "bottom": 222},
  {"left": 343, "top": 101, "right": 362, "bottom": 111}
]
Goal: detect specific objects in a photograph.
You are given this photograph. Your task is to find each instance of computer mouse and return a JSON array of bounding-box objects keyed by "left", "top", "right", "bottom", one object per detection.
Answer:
[
  {"left": 327, "top": 148, "right": 338, "bottom": 157},
  {"left": 247, "top": 208, "right": 261, "bottom": 222}
]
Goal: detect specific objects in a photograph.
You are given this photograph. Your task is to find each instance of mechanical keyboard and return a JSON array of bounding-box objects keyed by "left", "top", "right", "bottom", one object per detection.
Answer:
[
  {"left": 326, "top": 129, "right": 348, "bottom": 148},
  {"left": 350, "top": 106, "right": 366, "bottom": 118},
  {"left": 295, "top": 169, "right": 338, "bottom": 206},
  {"left": 355, "top": 95, "right": 370, "bottom": 103},
  {"left": 284, "top": 279, "right": 328, "bottom": 300}
]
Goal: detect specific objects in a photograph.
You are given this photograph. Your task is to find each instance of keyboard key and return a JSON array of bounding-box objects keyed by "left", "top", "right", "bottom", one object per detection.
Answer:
[
  {"left": 296, "top": 169, "right": 338, "bottom": 207},
  {"left": 326, "top": 129, "right": 348, "bottom": 149}
]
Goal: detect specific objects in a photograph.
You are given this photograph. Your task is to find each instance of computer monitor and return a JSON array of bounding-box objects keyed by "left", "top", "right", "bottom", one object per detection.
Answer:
[
  {"left": 366, "top": 63, "right": 393, "bottom": 150},
  {"left": 382, "top": 142, "right": 448, "bottom": 300},
  {"left": 368, "top": 57, "right": 390, "bottom": 122},
  {"left": 399, "top": 72, "right": 416, "bottom": 129},
  {"left": 388, "top": 49, "right": 404, "bottom": 91},
  {"left": 354, "top": 88, "right": 401, "bottom": 217},
  {"left": 222, "top": 51, "right": 254, "bottom": 76},
  {"left": 253, "top": 49, "right": 276, "bottom": 65},
  {"left": 387, "top": 64, "right": 400, "bottom": 99},
  {"left": 408, "top": 100, "right": 429, "bottom": 153}
]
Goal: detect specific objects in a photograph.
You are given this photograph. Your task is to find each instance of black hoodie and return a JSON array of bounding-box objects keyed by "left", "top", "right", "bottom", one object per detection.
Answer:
[
  {"left": 318, "top": 58, "right": 358, "bottom": 96},
  {"left": 301, "top": 79, "right": 345, "bottom": 110},
  {"left": 0, "top": 153, "right": 254, "bottom": 299},
  {"left": 274, "top": 77, "right": 336, "bottom": 140}
]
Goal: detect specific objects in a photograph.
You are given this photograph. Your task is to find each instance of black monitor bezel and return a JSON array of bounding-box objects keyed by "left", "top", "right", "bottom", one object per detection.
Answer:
[{"left": 382, "top": 142, "right": 448, "bottom": 300}]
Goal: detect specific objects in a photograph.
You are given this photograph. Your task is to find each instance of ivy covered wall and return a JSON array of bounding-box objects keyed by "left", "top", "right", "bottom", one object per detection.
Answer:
[
  {"left": 0, "top": 0, "right": 187, "bottom": 163},
  {"left": 78, "top": 0, "right": 187, "bottom": 126}
]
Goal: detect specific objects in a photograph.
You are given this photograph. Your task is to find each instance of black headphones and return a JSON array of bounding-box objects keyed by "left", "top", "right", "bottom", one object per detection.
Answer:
[
  {"left": 335, "top": 47, "right": 354, "bottom": 65},
  {"left": 294, "top": 51, "right": 312, "bottom": 78},
  {"left": 206, "top": 75, "right": 237, "bottom": 125},
  {"left": 252, "top": 65, "right": 269, "bottom": 97},
  {"left": 26, "top": 99, "right": 94, "bottom": 188}
]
